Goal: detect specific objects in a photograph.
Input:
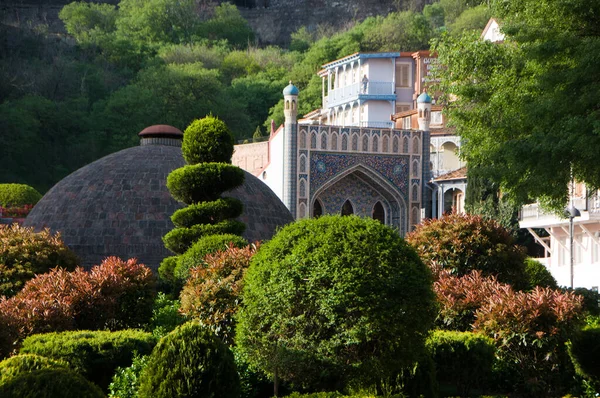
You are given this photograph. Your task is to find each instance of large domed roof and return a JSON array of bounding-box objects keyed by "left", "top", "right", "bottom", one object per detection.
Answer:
[{"left": 24, "top": 126, "right": 293, "bottom": 271}]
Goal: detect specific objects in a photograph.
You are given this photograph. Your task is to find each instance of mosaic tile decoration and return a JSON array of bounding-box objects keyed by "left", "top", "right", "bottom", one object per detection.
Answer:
[{"left": 309, "top": 152, "right": 410, "bottom": 200}]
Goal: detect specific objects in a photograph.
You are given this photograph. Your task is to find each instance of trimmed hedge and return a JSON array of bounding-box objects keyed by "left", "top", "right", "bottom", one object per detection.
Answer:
[
  {"left": 166, "top": 163, "right": 245, "bottom": 204},
  {"left": 0, "top": 224, "right": 79, "bottom": 297},
  {"left": 174, "top": 233, "right": 248, "bottom": 284},
  {"left": 524, "top": 258, "right": 558, "bottom": 290},
  {"left": 182, "top": 115, "right": 235, "bottom": 165},
  {"left": 162, "top": 220, "right": 246, "bottom": 254},
  {"left": 426, "top": 330, "right": 495, "bottom": 396},
  {"left": 20, "top": 329, "right": 157, "bottom": 391},
  {"left": 0, "top": 184, "right": 42, "bottom": 207},
  {"left": 137, "top": 322, "right": 240, "bottom": 398},
  {"left": 0, "top": 368, "right": 104, "bottom": 398},
  {"left": 0, "top": 354, "right": 68, "bottom": 383},
  {"left": 171, "top": 197, "right": 244, "bottom": 228},
  {"left": 568, "top": 326, "right": 600, "bottom": 387}
]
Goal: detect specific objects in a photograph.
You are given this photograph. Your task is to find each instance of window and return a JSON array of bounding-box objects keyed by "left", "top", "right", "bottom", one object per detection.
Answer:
[
  {"left": 331, "top": 133, "right": 338, "bottom": 150},
  {"left": 396, "top": 63, "right": 410, "bottom": 88},
  {"left": 402, "top": 117, "right": 411, "bottom": 130},
  {"left": 341, "top": 200, "right": 354, "bottom": 216},
  {"left": 383, "top": 136, "right": 389, "bottom": 153},
  {"left": 395, "top": 104, "right": 410, "bottom": 114},
  {"left": 321, "top": 133, "right": 327, "bottom": 150},
  {"left": 342, "top": 134, "right": 348, "bottom": 150},
  {"left": 372, "top": 202, "right": 385, "bottom": 223},
  {"left": 431, "top": 111, "right": 443, "bottom": 125},
  {"left": 313, "top": 200, "right": 323, "bottom": 218},
  {"left": 362, "top": 135, "right": 369, "bottom": 151}
]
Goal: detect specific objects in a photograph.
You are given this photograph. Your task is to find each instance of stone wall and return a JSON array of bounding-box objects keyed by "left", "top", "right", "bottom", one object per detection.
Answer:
[{"left": 0, "top": 0, "right": 426, "bottom": 45}]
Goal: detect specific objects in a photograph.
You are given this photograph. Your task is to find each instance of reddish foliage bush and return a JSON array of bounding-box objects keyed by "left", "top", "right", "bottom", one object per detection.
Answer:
[
  {"left": 180, "top": 243, "right": 258, "bottom": 344},
  {"left": 0, "top": 224, "right": 79, "bottom": 298},
  {"left": 0, "top": 257, "right": 156, "bottom": 357},
  {"left": 434, "top": 270, "right": 510, "bottom": 331},
  {"left": 406, "top": 213, "right": 528, "bottom": 289}
]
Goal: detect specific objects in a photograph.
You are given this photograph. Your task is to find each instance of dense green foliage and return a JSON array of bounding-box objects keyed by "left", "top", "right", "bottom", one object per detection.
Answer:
[
  {"left": 171, "top": 197, "right": 244, "bottom": 228},
  {"left": 146, "top": 292, "right": 186, "bottom": 339},
  {"left": 181, "top": 243, "right": 257, "bottom": 344},
  {"left": 406, "top": 213, "right": 528, "bottom": 289},
  {"left": 108, "top": 353, "right": 149, "bottom": 398},
  {"left": 524, "top": 258, "right": 558, "bottom": 290},
  {"left": 0, "top": 257, "right": 156, "bottom": 357},
  {"left": 0, "top": 368, "right": 105, "bottom": 398},
  {"left": 236, "top": 215, "right": 436, "bottom": 391},
  {"left": 20, "top": 329, "right": 156, "bottom": 391},
  {"left": 426, "top": 330, "right": 495, "bottom": 396},
  {"left": 137, "top": 322, "right": 240, "bottom": 398},
  {"left": 162, "top": 219, "right": 246, "bottom": 254},
  {"left": 0, "top": 184, "right": 41, "bottom": 207},
  {"left": 166, "top": 163, "right": 245, "bottom": 204},
  {"left": 182, "top": 115, "right": 235, "bottom": 164},
  {"left": 0, "top": 224, "right": 79, "bottom": 298},
  {"left": 568, "top": 326, "right": 600, "bottom": 391},
  {"left": 433, "top": 0, "right": 600, "bottom": 209},
  {"left": 0, "top": 354, "right": 69, "bottom": 383}
]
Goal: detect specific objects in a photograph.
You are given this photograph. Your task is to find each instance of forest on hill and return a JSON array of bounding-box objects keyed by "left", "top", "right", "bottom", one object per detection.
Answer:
[{"left": 0, "top": 0, "right": 491, "bottom": 193}]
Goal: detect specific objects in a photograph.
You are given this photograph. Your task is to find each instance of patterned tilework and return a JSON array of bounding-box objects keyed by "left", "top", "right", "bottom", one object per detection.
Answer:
[
  {"left": 283, "top": 122, "right": 298, "bottom": 216},
  {"left": 309, "top": 152, "right": 410, "bottom": 200}
]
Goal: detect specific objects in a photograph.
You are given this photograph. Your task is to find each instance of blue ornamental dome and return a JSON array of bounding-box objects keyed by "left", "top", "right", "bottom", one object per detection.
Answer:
[
  {"left": 283, "top": 81, "right": 299, "bottom": 96},
  {"left": 417, "top": 91, "right": 432, "bottom": 104}
]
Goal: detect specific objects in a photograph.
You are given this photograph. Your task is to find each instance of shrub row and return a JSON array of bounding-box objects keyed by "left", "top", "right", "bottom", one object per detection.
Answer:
[{"left": 0, "top": 184, "right": 42, "bottom": 207}]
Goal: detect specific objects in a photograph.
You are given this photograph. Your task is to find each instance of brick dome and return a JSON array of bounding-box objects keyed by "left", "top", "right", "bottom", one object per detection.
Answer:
[{"left": 24, "top": 127, "right": 293, "bottom": 271}]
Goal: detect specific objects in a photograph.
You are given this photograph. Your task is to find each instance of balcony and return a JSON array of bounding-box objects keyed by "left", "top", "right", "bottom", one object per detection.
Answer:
[
  {"left": 519, "top": 197, "right": 588, "bottom": 228},
  {"left": 324, "top": 81, "right": 395, "bottom": 108}
]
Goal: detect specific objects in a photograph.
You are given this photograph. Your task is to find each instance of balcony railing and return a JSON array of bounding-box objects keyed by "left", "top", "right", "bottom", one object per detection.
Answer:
[
  {"left": 519, "top": 198, "right": 588, "bottom": 222},
  {"left": 324, "top": 81, "right": 394, "bottom": 108}
]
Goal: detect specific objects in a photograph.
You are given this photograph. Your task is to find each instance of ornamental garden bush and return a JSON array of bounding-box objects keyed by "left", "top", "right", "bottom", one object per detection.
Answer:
[
  {"left": 137, "top": 322, "right": 240, "bottom": 398},
  {"left": 0, "top": 257, "right": 156, "bottom": 357},
  {"left": 0, "top": 224, "right": 78, "bottom": 297},
  {"left": 0, "top": 368, "right": 105, "bottom": 398},
  {"left": 0, "top": 354, "right": 69, "bottom": 383},
  {"left": 406, "top": 213, "right": 528, "bottom": 289},
  {"left": 20, "top": 329, "right": 157, "bottom": 391},
  {"left": 180, "top": 243, "right": 258, "bottom": 344},
  {"left": 236, "top": 215, "right": 437, "bottom": 393},
  {"left": 0, "top": 183, "right": 42, "bottom": 207},
  {"left": 425, "top": 330, "right": 495, "bottom": 396},
  {"left": 162, "top": 116, "right": 246, "bottom": 288},
  {"left": 568, "top": 326, "right": 600, "bottom": 392}
]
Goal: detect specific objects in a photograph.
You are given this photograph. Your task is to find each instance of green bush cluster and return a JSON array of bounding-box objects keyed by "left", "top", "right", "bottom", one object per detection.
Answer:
[
  {"left": 237, "top": 215, "right": 437, "bottom": 392},
  {"left": 0, "top": 368, "right": 105, "bottom": 398},
  {"left": 0, "top": 354, "right": 68, "bottom": 383},
  {"left": 0, "top": 184, "right": 42, "bottom": 207},
  {"left": 137, "top": 322, "right": 240, "bottom": 398},
  {"left": 524, "top": 257, "right": 558, "bottom": 290},
  {"left": 108, "top": 353, "right": 149, "bottom": 398},
  {"left": 20, "top": 329, "right": 157, "bottom": 391},
  {"left": 568, "top": 326, "right": 600, "bottom": 390},
  {"left": 181, "top": 116, "right": 235, "bottom": 165},
  {"left": 426, "top": 330, "right": 496, "bottom": 396},
  {"left": 0, "top": 224, "right": 79, "bottom": 297}
]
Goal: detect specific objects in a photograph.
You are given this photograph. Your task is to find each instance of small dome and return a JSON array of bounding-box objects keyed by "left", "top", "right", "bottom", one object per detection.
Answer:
[
  {"left": 24, "top": 135, "right": 294, "bottom": 271},
  {"left": 417, "top": 92, "right": 432, "bottom": 104},
  {"left": 138, "top": 125, "right": 183, "bottom": 139},
  {"left": 283, "top": 81, "right": 299, "bottom": 96}
]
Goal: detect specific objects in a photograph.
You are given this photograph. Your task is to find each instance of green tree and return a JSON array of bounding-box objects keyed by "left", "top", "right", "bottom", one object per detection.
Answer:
[
  {"left": 236, "top": 215, "right": 436, "bottom": 393},
  {"left": 433, "top": 0, "right": 600, "bottom": 208},
  {"left": 59, "top": 1, "right": 118, "bottom": 46},
  {"left": 197, "top": 3, "right": 255, "bottom": 48}
]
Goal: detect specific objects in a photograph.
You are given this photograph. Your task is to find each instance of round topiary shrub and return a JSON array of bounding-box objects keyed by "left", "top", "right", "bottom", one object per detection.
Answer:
[
  {"left": 568, "top": 326, "right": 600, "bottom": 390},
  {"left": 0, "top": 224, "right": 79, "bottom": 297},
  {"left": 137, "top": 322, "right": 240, "bottom": 398},
  {"left": 166, "top": 163, "right": 245, "bottom": 204},
  {"left": 171, "top": 197, "right": 244, "bottom": 228},
  {"left": 0, "top": 184, "right": 42, "bottom": 207},
  {"left": 174, "top": 233, "right": 248, "bottom": 284},
  {"left": 0, "top": 368, "right": 104, "bottom": 398},
  {"left": 0, "top": 354, "right": 69, "bottom": 383},
  {"left": 236, "top": 215, "right": 437, "bottom": 391},
  {"left": 406, "top": 213, "right": 528, "bottom": 289},
  {"left": 524, "top": 257, "right": 558, "bottom": 290},
  {"left": 182, "top": 115, "right": 235, "bottom": 165}
]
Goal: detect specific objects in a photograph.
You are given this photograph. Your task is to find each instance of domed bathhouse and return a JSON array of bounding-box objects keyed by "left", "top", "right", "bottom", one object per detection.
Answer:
[{"left": 24, "top": 125, "right": 294, "bottom": 271}]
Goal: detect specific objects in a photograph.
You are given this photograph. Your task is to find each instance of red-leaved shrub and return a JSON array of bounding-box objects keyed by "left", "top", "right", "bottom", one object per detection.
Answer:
[
  {"left": 0, "top": 257, "right": 156, "bottom": 357},
  {"left": 180, "top": 243, "right": 258, "bottom": 344}
]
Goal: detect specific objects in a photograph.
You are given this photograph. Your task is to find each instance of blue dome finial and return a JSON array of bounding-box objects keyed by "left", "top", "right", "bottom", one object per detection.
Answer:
[
  {"left": 283, "top": 81, "right": 299, "bottom": 96},
  {"left": 417, "top": 91, "right": 432, "bottom": 104}
]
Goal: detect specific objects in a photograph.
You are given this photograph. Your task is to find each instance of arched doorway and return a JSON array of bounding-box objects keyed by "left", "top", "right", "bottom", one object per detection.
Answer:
[
  {"left": 313, "top": 199, "right": 323, "bottom": 218},
  {"left": 372, "top": 202, "right": 385, "bottom": 223},
  {"left": 341, "top": 200, "right": 354, "bottom": 216}
]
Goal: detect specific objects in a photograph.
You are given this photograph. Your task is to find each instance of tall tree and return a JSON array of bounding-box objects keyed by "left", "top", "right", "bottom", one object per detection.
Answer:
[{"left": 433, "top": 0, "right": 600, "bottom": 209}]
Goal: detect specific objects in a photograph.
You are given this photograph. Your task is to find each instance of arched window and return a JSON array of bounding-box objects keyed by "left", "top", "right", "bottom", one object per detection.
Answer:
[
  {"left": 331, "top": 133, "right": 338, "bottom": 150},
  {"left": 292, "top": 99, "right": 296, "bottom": 110},
  {"left": 412, "top": 207, "right": 419, "bottom": 227},
  {"left": 285, "top": 100, "right": 290, "bottom": 110},
  {"left": 300, "top": 155, "right": 307, "bottom": 173},
  {"left": 321, "top": 133, "right": 327, "bottom": 150},
  {"left": 372, "top": 202, "right": 385, "bottom": 223},
  {"left": 383, "top": 135, "right": 389, "bottom": 153},
  {"left": 310, "top": 132, "right": 317, "bottom": 149},
  {"left": 300, "top": 130, "right": 307, "bottom": 149},
  {"left": 341, "top": 200, "right": 354, "bottom": 216},
  {"left": 393, "top": 136, "right": 399, "bottom": 153},
  {"left": 313, "top": 200, "right": 323, "bottom": 218},
  {"left": 412, "top": 160, "right": 419, "bottom": 177},
  {"left": 372, "top": 136, "right": 379, "bottom": 152},
  {"left": 299, "top": 180, "right": 306, "bottom": 197},
  {"left": 412, "top": 137, "right": 420, "bottom": 154},
  {"left": 342, "top": 134, "right": 348, "bottom": 150},
  {"left": 362, "top": 135, "right": 369, "bottom": 152},
  {"left": 403, "top": 137, "right": 409, "bottom": 153},
  {"left": 298, "top": 203, "right": 306, "bottom": 218},
  {"left": 412, "top": 184, "right": 419, "bottom": 201},
  {"left": 352, "top": 134, "right": 358, "bottom": 151}
]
